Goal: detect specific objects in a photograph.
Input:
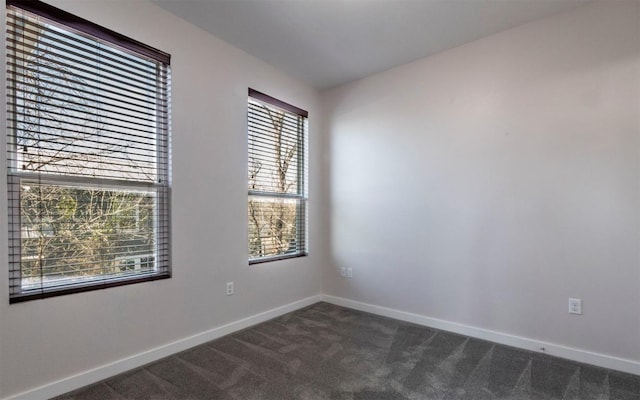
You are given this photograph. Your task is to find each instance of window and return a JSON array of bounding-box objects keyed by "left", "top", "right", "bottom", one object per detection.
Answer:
[
  {"left": 6, "top": 0, "right": 171, "bottom": 302},
  {"left": 248, "top": 89, "right": 308, "bottom": 263}
]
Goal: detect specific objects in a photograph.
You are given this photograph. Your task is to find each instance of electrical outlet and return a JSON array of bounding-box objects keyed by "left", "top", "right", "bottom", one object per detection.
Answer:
[
  {"left": 226, "top": 282, "right": 234, "bottom": 296},
  {"left": 347, "top": 268, "right": 353, "bottom": 278},
  {"left": 568, "top": 298, "right": 581, "bottom": 315},
  {"left": 341, "top": 267, "right": 347, "bottom": 277}
]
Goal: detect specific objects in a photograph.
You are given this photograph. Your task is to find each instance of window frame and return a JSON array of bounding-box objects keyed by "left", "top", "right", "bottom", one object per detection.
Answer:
[
  {"left": 248, "top": 89, "right": 308, "bottom": 264},
  {"left": 6, "top": 0, "right": 172, "bottom": 303}
]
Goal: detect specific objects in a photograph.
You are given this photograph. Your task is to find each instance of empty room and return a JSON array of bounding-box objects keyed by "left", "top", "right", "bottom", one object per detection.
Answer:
[{"left": 0, "top": 0, "right": 638, "bottom": 399}]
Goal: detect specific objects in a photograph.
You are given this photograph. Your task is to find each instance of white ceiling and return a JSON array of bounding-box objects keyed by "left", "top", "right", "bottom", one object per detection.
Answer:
[{"left": 152, "top": 0, "right": 591, "bottom": 90}]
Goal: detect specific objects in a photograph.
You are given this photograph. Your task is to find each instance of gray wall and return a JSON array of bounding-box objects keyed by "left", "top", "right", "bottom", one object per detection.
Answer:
[
  {"left": 0, "top": 1, "right": 324, "bottom": 397},
  {"left": 322, "top": 0, "right": 640, "bottom": 364}
]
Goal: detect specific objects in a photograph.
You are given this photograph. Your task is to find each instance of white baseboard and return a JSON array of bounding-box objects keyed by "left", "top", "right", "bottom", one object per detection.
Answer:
[
  {"left": 321, "top": 295, "right": 640, "bottom": 376},
  {"left": 3, "top": 294, "right": 322, "bottom": 400}
]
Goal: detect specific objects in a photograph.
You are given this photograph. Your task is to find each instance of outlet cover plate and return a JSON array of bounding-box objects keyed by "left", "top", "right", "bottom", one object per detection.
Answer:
[{"left": 568, "top": 298, "right": 582, "bottom": 315}]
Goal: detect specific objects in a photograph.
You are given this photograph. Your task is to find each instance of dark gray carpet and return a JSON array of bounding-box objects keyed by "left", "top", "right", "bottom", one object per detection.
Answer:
[{"left": 55, "top": 302, "right": 640, "bottom": 400}]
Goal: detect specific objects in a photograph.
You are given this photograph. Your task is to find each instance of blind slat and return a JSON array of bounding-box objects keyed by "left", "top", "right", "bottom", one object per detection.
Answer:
[
  {"left": 7, "top": 69, "right": 164, "bottom": 108},
  {"left": 6, "top": 0, "right": 170, "bottom": 64},
  {"left": 9, "top": 117, "right": 164, "bottom": 145},
  {"left": 8, "top": 92, "right": 166, "bottom": 126},
  {"left": 6, "top": 16, "right": 161, "bottom": 70},
  {"left": 5, "top": 44, "right": 170, "bottom": 90}
]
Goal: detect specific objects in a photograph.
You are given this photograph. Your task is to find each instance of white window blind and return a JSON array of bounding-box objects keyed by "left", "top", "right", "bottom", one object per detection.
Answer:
[
  {"left": 6, "top": 0, "right": 171, "bottom": 302},
  {"left": 248, "top": 89, "right": 308, "bottom": 263}
]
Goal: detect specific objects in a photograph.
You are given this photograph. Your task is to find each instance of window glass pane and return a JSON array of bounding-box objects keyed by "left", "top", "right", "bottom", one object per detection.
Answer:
[
  {"left": 19, "top": 182, "right": 157, "bottom": 290},
  {"left": 248, "top": 196, "right": 304, "bottom": 260},
  {"left": 248, "top": 100, "right": 302, "bottom": 195},
  {"left": 8, "top": 13, "right": 162, "bottom": 183}
]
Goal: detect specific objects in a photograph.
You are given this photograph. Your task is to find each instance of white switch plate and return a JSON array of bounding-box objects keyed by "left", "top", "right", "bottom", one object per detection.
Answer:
[
  {"left": 346, "top": 268, "right": 353, "bottom": 278},
  {"left": 568, "top": 298, "right": 581, "bottom": 315},
  {"left": 341, "top": 267, "right": 347, "bottom": 277},
  {"left": 226, "top": 282, "right": 234, "bottom": 296}
]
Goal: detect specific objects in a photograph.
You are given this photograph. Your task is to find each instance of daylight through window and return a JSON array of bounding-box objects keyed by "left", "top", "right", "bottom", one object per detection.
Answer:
[
  {"left": 248, "top": 89, "right": 308, "bottom": 263},
  {"left": 6, "top": 0, "right": 171, "bottom": 302}
]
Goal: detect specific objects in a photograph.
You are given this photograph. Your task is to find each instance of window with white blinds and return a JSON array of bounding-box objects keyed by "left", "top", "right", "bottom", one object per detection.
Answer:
[
  {"left": 248, "top": 89, "right": 308, "bottom": 264},
  {"left": 6, "top": 0, "right": 171, "bottom": 302}
]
